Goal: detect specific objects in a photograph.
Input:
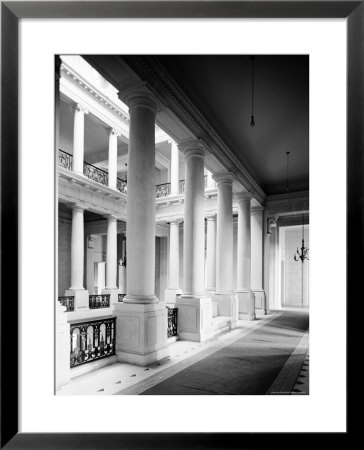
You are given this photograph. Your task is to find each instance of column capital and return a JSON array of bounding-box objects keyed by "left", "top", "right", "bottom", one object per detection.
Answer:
[
  {"left": 121, "top": 83, "right": 158, "bottom": 113},
  {"left": 104, "top": 214, "right": 118, "bottom": 221},
  {"left": 109, "top": 128, "right": 121, "bottom": 137},
  {"left": 168, "top": 217, "right": 183, "bottom": 225},
  {"left": 212, "top": 171, "right": 234, "bottom": 186},
  {"left": 251, "top": 206, "right": 264, "bottom": 215},
  {"left": 178, "top": 139, "right": 205, "bottom": 159},
  {"left": 73, "top": 103, "right": 89, "bottom": 115},
  {"left": 236, "top": 192, "right": 253, "bottom": 204},
  {"left": 71, "top": 203, "right": 85, "bottom": 213},
  {"left": 205, "top": 213, "right": 217, "bottom": 221}
]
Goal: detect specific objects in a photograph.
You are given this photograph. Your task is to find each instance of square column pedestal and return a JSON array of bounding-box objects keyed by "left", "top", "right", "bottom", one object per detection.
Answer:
[
  {"left": 64, "top": 289, "right": 89, "bottom": 310},
  {"left": 237, "top": 290, "right": 256, "bottom": 320},
  {"left": 176, "top": 296, "right": 215, "bottom": 342},
  {"left": 101, "top": 288, "right": 119, "bottom": 305},
  {"left": 212, "top": 293, "right": 239, "bottom": 328},
  {"left": 164, "top": 288, "right": 183, "bottom": 305},
  {"left": 113, "top": 302, "right": 169, "bottom": 366},
  {"left": 253, "top": 290, "right": 268, "bottom": 315}
]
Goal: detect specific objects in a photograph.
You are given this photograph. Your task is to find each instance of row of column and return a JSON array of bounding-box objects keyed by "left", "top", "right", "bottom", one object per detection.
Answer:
[
  {"left": 166, "top": 170, "right": 256, "bottom": 320},
  {"left": 66, "top": 89, "right": 261, "bottom": 363}
]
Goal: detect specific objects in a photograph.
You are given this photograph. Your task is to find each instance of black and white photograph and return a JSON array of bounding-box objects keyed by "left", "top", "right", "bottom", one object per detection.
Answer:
[
  {"left": 1, "top": 1, "right": 354, "bottom": 445},
  {"left": 56, "top": 54, "right": 309, "bottom": 396}
]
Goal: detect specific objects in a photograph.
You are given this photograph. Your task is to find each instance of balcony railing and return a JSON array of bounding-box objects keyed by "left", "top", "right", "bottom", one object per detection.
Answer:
[
  {"left": 83, "top": 161, "right": 108, "bottom": 186},
  {"left": 167, "top": 306, "right": 178, "bottom": 338},
  {"left": 58, "top": 149, "right": 73, "bottom": 171},
  {"left": 156, "top": 182, "right": 171, "bottom": 198},
  {"left": 58, "top": 296, "right": 75, "bottom": 312},
  {"left": 58, "top": 150, "right": 213, "bottom": 198},
  {"left": 89, "top": 294, "right": 110, "bottom": 309},
  {"left": 70, "top": 317, "right": 116, "bottom": 368},
  {"left": 116, "top": 178, "right": 127, "bottom": 194}
]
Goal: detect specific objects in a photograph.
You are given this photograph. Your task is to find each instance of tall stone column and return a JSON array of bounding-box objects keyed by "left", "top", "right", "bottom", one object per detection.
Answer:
[
  {"left": 165, "top": 219, "right": 182, "bottom": 303},
  {"left": 108, "top": 129, "right": 119, "bottom": 189},
  {"left": 236, "top": 193, "right": 255, "bottom": 320},
  {"left": 170, "top": 141, "right": 179, "bottom": 196},
  {"left": 73, "top": 104, "right": 88, "bottom": 175},
  {"left": 65, "top": 204, "right": 89, "bottom": 309},
  {"left": 212, "top": 172, "right": 238, "bottom": 327},
  {"left": 251, "top": 207, "right": 267, "bottom": 314},
  {"left": 113, "top": 89, "right": 167, "bottom": 365},
  {"left": 102, "top": 215, "right": 118, "bottom": 303},
  {"left": 176, "top": 140, "right": 213, "bottom": 342},
  {"left": 205, "top": 214, "right": 217, "bottom": 292}
]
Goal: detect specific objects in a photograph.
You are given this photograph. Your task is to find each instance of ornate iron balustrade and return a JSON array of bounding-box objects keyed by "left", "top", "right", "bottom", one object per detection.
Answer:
[
  {"left": 167, "top": 306, "right": 178, "bottom": 338},
  {"left": 70, "top": 317, "right": 116, "bottom": 368},
  {"left": 118, "top": 294, "right": 126, "bottom": 302},
  {"left": 83, "top": 162, "right": 109, "bottom": 186},
  {"left": 58, "top": 296, "right": 75, "bottom": 312},
  {"left": 89, "top": 294, "right": 110, "bottom": 309},
  {"left": 156, "top": 182, "right": 171, "bottom": 198},
  {"left": 117, "top": 178, "right": 127, "bottom": 194},
  {"left": 58, "top": 149, "right": 73, "bottom": 171}
]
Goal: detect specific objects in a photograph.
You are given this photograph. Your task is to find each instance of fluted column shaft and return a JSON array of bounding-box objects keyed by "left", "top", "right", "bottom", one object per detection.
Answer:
[
  {"left": 181, "top": 142, "right": 206, "bottom": 296},
  {"left": 168, "top": 220, "right": 181, "bottom": 289},
  {"left": 214, "top": 172, "right": 234, "bottom": 293},
  {"left": 108, "top": 130, "right": 118, "bottom": 189},
  {"left": 106, "top": 216, "right": 117, "bottom": 289},
  {"left": 170, "top": 141, "right": 179, "bottom": 195},
  {"left": 73, "top": 105, "right": 87, "bottom": 174},
  {"left": 70, "top": 205, "right": 85, "bottom": 290},
  {"left": 125, "top": 95, "right": 158, "bottom": 304},
  {"left": 205, "top": 215, "right": 217, "bottom": 291},
  {"left": 237, "top": 195, "right": 252, "bottom": 290}
]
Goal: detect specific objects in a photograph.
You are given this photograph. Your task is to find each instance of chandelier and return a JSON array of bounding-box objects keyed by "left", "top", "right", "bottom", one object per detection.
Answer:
[{"left": 294, "top": 214, "right": 309, "bottom": 263}]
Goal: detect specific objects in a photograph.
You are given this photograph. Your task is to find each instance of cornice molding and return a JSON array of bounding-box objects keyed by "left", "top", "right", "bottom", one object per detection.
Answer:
[
  {"left": 124, "top": 56, "right": 266, "bottom": 204},
  {"left": 60, "top": 62, "right": 130, "bottom": 124},
  {"left": 265, "top": 190, "right": 309, "bottom": 203}
]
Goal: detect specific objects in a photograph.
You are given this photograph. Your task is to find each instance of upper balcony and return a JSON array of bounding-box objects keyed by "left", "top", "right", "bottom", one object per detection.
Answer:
[{"left": 58, "top": 149, "right": 216, "bottom": 206}]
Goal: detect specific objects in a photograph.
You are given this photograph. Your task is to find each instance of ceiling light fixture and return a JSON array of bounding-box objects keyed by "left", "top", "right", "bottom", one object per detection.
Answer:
[
  {"left": 250, "top": 56, "right": 255, "bottom": 127},
  {"left": 294, "top": 213, "right": 309, "bottom": 263},
  {"left": 285, "top": 151, "right": 290, "bottom": 192}
]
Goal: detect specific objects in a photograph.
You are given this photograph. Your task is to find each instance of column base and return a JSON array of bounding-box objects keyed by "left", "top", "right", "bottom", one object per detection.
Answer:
[
  {"left": 253, "top": 290, "right": 268, "bottom": 314},
  {"left": 212, "top": 292, "right": 239, "bottom": 328},
  {"left": 113, "top": 302, "right": 168, "bottom": 366},
  {"left": 176, "top": 295, "right": 214, "bottom": 342},
  {"left": 237, "top": 290, "right": 256, "bottom": 320},
  {"left": 101, "top": 288, "right": 119, "bottom": 304},
  {"left": 55, "top": 302, "right": 70, "bottom": 388},
  {"left": 65, "top": 289, "right": 89, "bottom": 310},
  {"left": 164, "top": 288, "right": 183, "bottom": 304}
]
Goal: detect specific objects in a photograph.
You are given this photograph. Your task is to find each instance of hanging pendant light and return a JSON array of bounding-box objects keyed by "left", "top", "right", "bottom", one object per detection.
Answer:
[
  {"left": 285, "top": 151, "right": 290, "bottom": 192},
  {"left": 294, "top": 213, "right": 309, "bottom": 263},
  {"left": 250, "top": 56, "right": 255, "bottom": 127}
]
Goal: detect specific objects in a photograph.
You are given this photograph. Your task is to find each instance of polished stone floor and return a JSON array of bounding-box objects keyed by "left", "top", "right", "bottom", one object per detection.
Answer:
[{"left": 57, "top": 310, "right": 309, "bottom": 396}]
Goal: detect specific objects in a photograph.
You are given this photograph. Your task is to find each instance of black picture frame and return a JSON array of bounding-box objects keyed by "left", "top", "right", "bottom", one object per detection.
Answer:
[{"left": 1, "top": 1, "right": 359, "bottom": 448}]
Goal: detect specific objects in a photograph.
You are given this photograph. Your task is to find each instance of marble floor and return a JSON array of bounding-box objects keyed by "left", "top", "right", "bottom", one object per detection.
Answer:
[{"left": 57, "top": 310, "right": 309, "bottom": 396}]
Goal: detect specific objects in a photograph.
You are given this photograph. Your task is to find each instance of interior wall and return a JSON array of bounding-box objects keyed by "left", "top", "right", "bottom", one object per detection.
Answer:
[{"left": 280, "top": 226, "right": 309, "bottom": 308}]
